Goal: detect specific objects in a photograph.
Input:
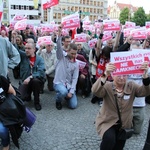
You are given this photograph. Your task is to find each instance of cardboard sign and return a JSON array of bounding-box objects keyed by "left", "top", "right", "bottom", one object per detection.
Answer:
[
  {"left": 125, "top": 21, "right": 136, "bottom": 28},
  {"left": 110, "top": 51, "right": 144, "bottom": 75},
  {"left": 62, "top": 13, "right": 80, "bottom": 29},
  {"left": 76, "top": 59, "right": 86, "bottom": 69},
  {"left": 13, "top": 14, "right": 27, "bottom": 21},
  {"left": 131, "top": 28, "right": 147, "bottom": 40},
  {"left": 14, "top": 19, "right": 27, "bottom": 30},
  {"left": 88, "top": 38, "right": 98, "bottom": 48},
  {"left": 74, "top": 34, "right": 86, "bottom": 42},
  {"left": 37, "top": 36, "right": 52, "bottom": 46},
  {"left": 43, "top": 0, "right": 59, "bottom": 10},
  {"left": 103, "top": 19, "right": 120, "bottom": 31},
  {"left": 62, "top": 29, "right": 69, "bottom": 36}
]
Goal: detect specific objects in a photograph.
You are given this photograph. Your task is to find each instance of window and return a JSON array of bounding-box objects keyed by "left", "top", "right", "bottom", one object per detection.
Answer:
[
  {"left": 11, "top": 5, "right": 14, "bottom": 9},
  {"left": 21, "top": 6, "right": 24, "bottom": 10},
  {"left": 3, "top": 13, "right": 7, "bottom": 20},
  {"left": 26, "top": 6, "right": 29, "bottom": 10},
  {"left": 15, "top": 5, "right": 19, "bottom": 9},
  {"left": 3, "top": 2, "right": 6, "bottom": 8}
]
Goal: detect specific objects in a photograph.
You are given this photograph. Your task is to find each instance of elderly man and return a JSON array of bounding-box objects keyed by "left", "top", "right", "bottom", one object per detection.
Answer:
[
  {"left": 37, "top": 42, "right": 57, "bottom": 91},
  {"left": 19, "top": 42, "right": 46, "bottom": 111}
]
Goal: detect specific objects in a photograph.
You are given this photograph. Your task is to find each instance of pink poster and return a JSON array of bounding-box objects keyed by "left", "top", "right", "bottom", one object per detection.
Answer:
[{"left": 110, "top": 51, "right": 144, "bottom": 75}]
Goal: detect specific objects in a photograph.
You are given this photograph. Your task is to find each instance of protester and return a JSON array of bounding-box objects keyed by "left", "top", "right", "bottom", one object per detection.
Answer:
[
  {"left": 19, "top": 42, "right": 46, "bottom": 111},
  {"left": 92, "top": 62, "right": 150, "bottom": 150},
  {"left": 37, "top": 42, "right": 57, "bottom": 91},
  {"left": 53, "top": 25, "right": 79, "bottom": 110}
]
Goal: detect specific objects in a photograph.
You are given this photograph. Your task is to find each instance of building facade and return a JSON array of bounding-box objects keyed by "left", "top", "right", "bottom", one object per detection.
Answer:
[
  {"left": 42, "top": 0, "right": 108, "bottom": 23},
  {"left": 8, "top": 0, "right": 41, "bottom": 25},
  {"left": 2, "top": 0, "right": 9, "bottom": 25},
  {"left": 108, "top": 1, "right": 138, "bottom": 20}
]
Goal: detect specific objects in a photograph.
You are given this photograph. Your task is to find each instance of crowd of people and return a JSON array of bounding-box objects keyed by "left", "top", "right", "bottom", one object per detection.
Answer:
[{"left": 0, "top": 19, "right": 150, "bottom": 150}]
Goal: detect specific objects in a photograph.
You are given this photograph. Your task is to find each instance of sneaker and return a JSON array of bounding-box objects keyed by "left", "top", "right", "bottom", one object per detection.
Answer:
[
  {"left": 34, "top": 103, "right": 42, "bottom": 111},
  {"left": 56, "top": 102, "right": 62, "bottom": 110}
]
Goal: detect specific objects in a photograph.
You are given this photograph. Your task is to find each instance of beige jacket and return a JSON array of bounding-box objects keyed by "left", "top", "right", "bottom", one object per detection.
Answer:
[
  {"left": 36, "top": 49, "right": 57, "bottom": 77},
  {"left": 92, "top": 77, "right": 150, "bottom": 138}
]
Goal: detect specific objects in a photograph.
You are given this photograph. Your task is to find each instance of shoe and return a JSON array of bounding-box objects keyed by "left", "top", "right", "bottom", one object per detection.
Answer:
[
  {"left": 56, "top": 102, "right": 62, "bottom": 110},
  {"left": 91, "top": 97, "right": 98, "bottom": 104},
  {"left": 34, "top": 103, "right": 42, "bottom": 111}
]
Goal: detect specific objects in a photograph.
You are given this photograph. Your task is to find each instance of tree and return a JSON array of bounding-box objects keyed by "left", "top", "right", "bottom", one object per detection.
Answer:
[
  {"left": 132, "top": 7, "right": 147, "bottom": 26},
  {"left": 146, "top": 14, "right": 150, "bottom": 21},
  {"left": 119, "top": 8, "right": 130, "bottom": 24}
]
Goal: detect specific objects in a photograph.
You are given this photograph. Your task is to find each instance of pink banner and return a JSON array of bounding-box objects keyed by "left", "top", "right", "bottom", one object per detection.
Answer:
[
  {"left": 14, "top": 19, "right": 27, "bottom": 30},
  {"left": 125, "top": 21, "right": 136, "bottom": 28},
  {"left": 43, "top": 0, "right": 59, "bottom": 10},
  {"left": 94, "top": 22, "right": 102, "bottom": 29},
  {"left": 88, "top": 38, "right": 98, "bottom": 48},
  {"left": 103, "top": 19, "right": 120, "bottom": 31},
  {"left": 131, "top": 28, "right": 147, "bottom": 40},
  {"left": 37, "top": 36, "right": 52, "bottom": 46},
  {"left": 111, "top": 51, "right": 144, "bottom": 75},
  {"left": 146, "top": 22, "right": 150, "bottom": 29},
  {"left": 62, "top": 13, "right": 80, "bottom": 29},
  {"left": 102, "top": 31, "right": 112, "bottom": 42},
  {"left": 74, "top": 34, "right": 87, "bottom": 42}
]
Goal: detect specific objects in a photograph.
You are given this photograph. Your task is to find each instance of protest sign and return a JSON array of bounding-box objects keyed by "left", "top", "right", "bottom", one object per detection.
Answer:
[
  {"left": 43, "top": 0, "right": 59, "bottom": 10},
  {"left": 37, "top": 36, "right": 52, "bottom": 46},
  {"left": 131, "top": 28, "right": 147, "bottom": 39},
  {"left": 62, "top": 13, "right": 80, "bottom": 29},
  {"left": 88, "top": 38, "right": 98, "bottom": 48},
  {"left": 103, "top": 19, "right": 120, "bottom": 31},
  {"left": 110, "top": 51, "right": 144, "bottom": 75},
  {"left": 14, "top": 19, "right": 27, "bottom": 30},
  {"left": 76, "top": 59, "right": 86, "bottom": 69},
  {"left": 102, "top": 31, "right": 112, "bottom": 42},
  {"left": 74, "top": 33, "right": 86, "bottom": 42},
  {"left": 125, "top": 21, "right": 136, "bottom": 28}
]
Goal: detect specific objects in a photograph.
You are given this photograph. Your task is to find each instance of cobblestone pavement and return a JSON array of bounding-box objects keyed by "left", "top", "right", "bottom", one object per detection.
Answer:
[{"left": 1, "top": 70, "right": 150, "bottom": 150}]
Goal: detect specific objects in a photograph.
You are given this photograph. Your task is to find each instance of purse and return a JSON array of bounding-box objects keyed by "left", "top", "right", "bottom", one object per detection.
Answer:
[
  {"left": 22, "top": 108, "right": 36, "bottom": 133},
  {"left": 114, "top": 93, "right": 134, "bottom": 140}
]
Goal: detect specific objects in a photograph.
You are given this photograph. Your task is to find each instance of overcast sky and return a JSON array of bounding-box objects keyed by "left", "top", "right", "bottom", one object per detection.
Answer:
[{"left": 108, "top": 0, "right": 150, "bottom": 13}]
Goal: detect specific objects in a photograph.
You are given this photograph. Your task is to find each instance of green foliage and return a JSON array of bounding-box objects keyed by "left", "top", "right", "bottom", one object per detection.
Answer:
[
  {"left": 119, "top": 8, "right": 130, "bottom": 24},
  {"left": 146, "top": 14, "right": 150, "bottom": 21},
  {"left": 132, "top": 7, "right": 147, "bottom": 26}
]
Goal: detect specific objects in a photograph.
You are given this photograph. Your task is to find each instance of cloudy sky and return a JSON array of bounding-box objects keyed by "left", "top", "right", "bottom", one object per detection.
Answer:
[{"left": 108, "top": 0, "right": 150, "bottom": 13}]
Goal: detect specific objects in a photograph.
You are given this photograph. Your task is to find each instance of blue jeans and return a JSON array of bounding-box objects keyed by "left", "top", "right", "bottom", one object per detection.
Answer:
[
  {"left": 53, "top": 83, "right": 78, "bottom": 109},
  {"left": 0, "top": 122, "right": 10, "bottom": 147}
]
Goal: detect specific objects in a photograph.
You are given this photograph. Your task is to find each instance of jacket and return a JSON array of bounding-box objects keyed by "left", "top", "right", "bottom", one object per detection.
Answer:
[
  {"left": 36, "top": 49, "right": 57, "bottom": 77},
  {"left": 92, "top": 77, "right": 150, "bottom": 138},
  {"left": 19, "top": 51, "right": 46, "bottom": 82}
]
